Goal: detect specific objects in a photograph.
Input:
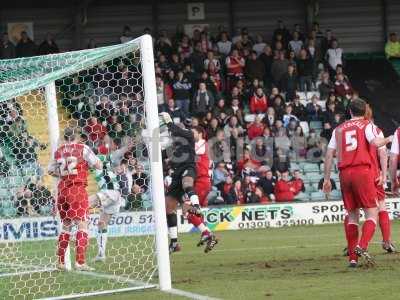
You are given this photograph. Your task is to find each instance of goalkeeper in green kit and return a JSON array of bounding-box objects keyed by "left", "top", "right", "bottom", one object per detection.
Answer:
[{"left": 89, "top": 153, "right": 123, "bottom": 262}]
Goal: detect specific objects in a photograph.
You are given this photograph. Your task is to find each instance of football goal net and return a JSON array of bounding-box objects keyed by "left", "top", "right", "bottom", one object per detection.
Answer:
[{"left": 0, "top": 35, "right": 171, "bottom": 299}]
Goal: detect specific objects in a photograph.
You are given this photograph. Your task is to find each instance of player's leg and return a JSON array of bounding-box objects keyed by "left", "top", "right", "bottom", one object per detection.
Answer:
[
  {"left": 194, "top": 177, "right": 211, "bottom": 207},
  {"left": 90, "top": 191, "right": 121, "bottom": 261},
  {"left": 346, "top": 209, "right": 360, "bottom": 267},
  {"left": 71, "top": 186, "right": 92, "bottom": 270},
  {"left": 378, "top": 199, "right": 395, "bottom": 252},
  {"left": 354, "top": 168, "right": 379, "bottom": 265},
  {"left": 56, "top": 193, "right": 71, "bottom": 270},
  {"left": 340, "top": 170, "right": 359, "bottom": 267},
  {"left": 166, "top": 195, "right": 180, "bottom": 253},
  {"left": 182, "top": 174, "right": 218, "bottom": 253},
  {"left": 57, "top": 220, "right": 72, "bottom": 270}
]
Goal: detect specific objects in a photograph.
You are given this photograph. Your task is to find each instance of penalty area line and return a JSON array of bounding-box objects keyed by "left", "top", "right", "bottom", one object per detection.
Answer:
[{"left": 163, "top": 288, "right": 222, "bottom": 300}]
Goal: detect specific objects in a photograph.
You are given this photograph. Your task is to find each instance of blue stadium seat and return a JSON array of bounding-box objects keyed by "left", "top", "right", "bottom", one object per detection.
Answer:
[
  {"left": 294, "top": 192, "right": 310, "bottom": 202},
  {"left": 306, "top": 173, "right": 321, "bottom": 184},
  {"left": 303, "top": 163, "right": 320, "bottom": 173},
  {"left": 304, "top": 184, "right": 316, "bottom": 194}
]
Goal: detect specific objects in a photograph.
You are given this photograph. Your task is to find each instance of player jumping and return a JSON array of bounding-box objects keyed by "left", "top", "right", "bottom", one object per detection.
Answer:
[
  {"left": 159, "top": 112, "right": 218, "bottom": 253},
  {"left": 323, "top": 99, "right": 392, "bottom": 267},
  {"left": 89, "top": 153, "right": 123, "bottom": 262},
  {"left": 49, "top": 127, "right": 102, "bottom": 271}
]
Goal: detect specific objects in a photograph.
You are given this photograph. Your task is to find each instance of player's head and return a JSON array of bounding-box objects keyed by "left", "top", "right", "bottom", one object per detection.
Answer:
[
  {"left": 349, "top": 98, "right": 367, "bottom": 118},
  {"left": 64, "top": 127, "right": 77, "bottom": 142},
  {"left": 191, "top": 126, "right": 204, "bottom": 142}
]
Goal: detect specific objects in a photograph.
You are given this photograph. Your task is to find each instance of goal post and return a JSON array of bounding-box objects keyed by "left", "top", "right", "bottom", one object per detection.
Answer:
[
  {"left": 140, "top": 35, "right": 172, "bottom": 291},
  {"left": 0, "top": 35, "right": 171, "bottom": 299}
]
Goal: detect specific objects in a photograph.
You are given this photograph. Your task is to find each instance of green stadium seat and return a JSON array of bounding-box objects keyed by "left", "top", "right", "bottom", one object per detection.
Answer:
[
  {"left": 0, "top": 189, "right": 11, "bottom": 199},
  {"left": 303, "top": 163, "right": 320, "bottom": 173},
  {"left": 309, "top": 121, "right": 323, "bottom": 131},
  {"left": 304, "top": 184, "right": 316, "bottom": 194},
  {"left": 39, "top": 205, "right": 52, "bottom": 215},
  {"left": 306, "top": 173, "right": 321, "bottom": 185},
  {"left": 0, "top": 199, "right": 14, "bottom": 208},
  {"left": 329, "top": 190, "right": 342, "bottom": 200},
  {"left": 294, "top": 192, "right": 310, "bottom": 202},
  {"left": 310, "top": 191, "right": 326, "bottom": 201}
]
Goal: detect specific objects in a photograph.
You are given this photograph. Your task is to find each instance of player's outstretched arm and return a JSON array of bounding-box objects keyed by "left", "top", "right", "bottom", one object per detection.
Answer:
[{"left": 370, "top": 135, "right": 393, "bottom": 148}]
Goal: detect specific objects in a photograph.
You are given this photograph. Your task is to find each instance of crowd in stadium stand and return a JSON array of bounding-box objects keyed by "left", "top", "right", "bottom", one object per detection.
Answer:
[{"left": 0, "top": 20, "right": 371, "bottom": 216}]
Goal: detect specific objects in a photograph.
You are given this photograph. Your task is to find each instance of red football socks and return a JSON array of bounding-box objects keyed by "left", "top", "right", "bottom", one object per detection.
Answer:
[
  {"left": 346, "top": 223, "right": 359, "bottom": 261},
  {"left": 57, "top": 231, "right": 70, "bottom": 265},
  {"left": 76, "top": 230, "right": 89, "bottom": 265},
  {"left": 359, "top": 219, "right": 377, "bottom": 250},
  {"left": 379, "top": 211, "right": 391, "bottom": 242}
]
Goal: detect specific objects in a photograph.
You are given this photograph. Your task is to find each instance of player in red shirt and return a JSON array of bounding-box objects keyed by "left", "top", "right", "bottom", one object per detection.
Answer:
[
  {"left": 323, "top": 99, "right": 392, "bottom": 267},
  {"left": 389, "top": 127, "right": 400, "bottom": 193},
  {"left": 193, "top": 126, "right": 211, "bottom": 207},
  {"left": 48, "top": 127, "right": 102, "bottom": 271}
]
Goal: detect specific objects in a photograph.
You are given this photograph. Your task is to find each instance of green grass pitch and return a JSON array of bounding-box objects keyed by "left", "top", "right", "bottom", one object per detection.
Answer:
[{"left": 2, "top": 223, "right": 400, "bottom": 299}]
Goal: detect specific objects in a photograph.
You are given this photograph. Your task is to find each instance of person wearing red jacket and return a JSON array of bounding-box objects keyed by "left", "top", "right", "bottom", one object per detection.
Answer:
[
  {"left": 247, "top": 116, "right": 265, "bottom": 140},
  {"left": 274, "top": 170, "right": 295, "bottom": 202},
  {"left": 249, "top": 87, "right": 268, "bottom": 114},
  {"left": 290, "top": 169, "right": 305, "bottom": 195}
]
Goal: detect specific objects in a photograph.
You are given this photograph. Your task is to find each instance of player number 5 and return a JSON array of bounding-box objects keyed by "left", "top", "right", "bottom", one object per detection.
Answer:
[
  {"left": 57, "top": 157, "right": 78, "bottom": 176},
  {"left": 345, "top": 130, "right": 357, "bottom": 152}
]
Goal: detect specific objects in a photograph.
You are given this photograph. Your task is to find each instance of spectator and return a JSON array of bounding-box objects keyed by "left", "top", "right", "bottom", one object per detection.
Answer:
[
  {"left": 0, "top": 32, "right": 15, "bottom": 59},
  {"left": 321, "top": 29, "right": 335, "bottom": 58},
  {"left": 249, "top": 87, "right": 268, "bottom": 114},
  {"left": 292, "top": 95, "right": 307, "bottom": 121},
  {"left": 324, "top": 101, "right": 337, "bottom": 125},
  {"left": 115, "top": 164, "right": 130, "bottom": 200},
  {"left": 264, "top": 107, "right": 276, "bottom": 128},
  {"left": 125, "top": 184, "right": 143, "bottom": 210},
  {"left": 288, "top": 31, "right": 303, "bottom": 57},
  {"left": 253, "top": 34, "right": 267, "bottom": 56},
  {"left": 280, "top": 64, "right": 298, "bottom": 102},
  {"left": 83, "top": 116, "right": 107, "bottom": 146},
  {"left": 291, "top": 125, "right": 307, "bottom": 158},
  {"left": 248, "top": 115, "right": 265, "bottom": 140},
  {"left": 272, "top": 95, "right": 285, "bottom": 120},
  {"left": 318, "top": 178, "right": 337, "bottom": 191},
  {"left": 274, "top": 170, "right": 295, "bottom": 202},
  {"left": 274, "top": 122, "right": 290, "bottom": 151},
  {"left": 385, "top": 32, "right": 400, "bottom": 59},
  {"left": 213, "top": 98, "right": 231, "bottom": 123},
  {"left": 257, "top": 168, "right": 276, "bottom": 200},
  {"left": 132, "top": 163, "right": 148, "bottom": 192},
  {"left": 244, "top": 51, "right": 266, "bottom": 82},
  {"left": 230, "top": 98, "right": 244, "bottom": 125},
  {"left": 190, "top": 42, "right": 206, "bottom": 74},
  {"left": 306, "top": 95, "right": 323, "bottom": 121},
  {"left": 206, "top": 117, "right": 220, "bottom": 139},
  {"left": 0, "top": 148, "right": 10, "bottom": 176},
  {"left": 237, "top": 148, "right": 261, "bottom": 174},
  {"left": 293, "top": 23, "right": 306, "bottom": 42},
  {"left": 210, "top": 129, "right": 231, "bottom": 163},
  {"left": 334, "top": 73, "right": 353, "bottom": 99},
  {"left": 282, "top": 105, "right": 299, "bottom": 128},
  {"left": 273, "top": 20, "right": 291, "bottom": 48},
  {"left": 226, "top": 177, "right": 245, "bottom": 205},
  {"left": 204, "top": 50, "right": 221, "bottom": 72},
  {"left": 161, "top": 98, "right": 185, "bottom": 124},
  {"left": 291, "top": 169, "right": 305, "bottom": 195},
  {"left": 254, "top": 186, "right": 270, "bottom": 204},
  {"left": 224, "top": 115, "right": 244, "bottom": 139},
  {"left": 226, "top": 49, "right": 245, "bottom": 86},
  {"left": 16, "top": 31, "right": 36, "bottom": 57},
  {"left": 120, "top": 26, "right": 134, "bottom": 43},
  {"left": 271, "top": 51, "right": 289, "bottom": 86},
  {"left": 259, "top": 45, "right": 274, "bottom": 85},
  {"left": 318, "top": 71, "right": 334, "bottom": 100},
  {"left": 296, "top": 49, "right": 313, "bottom": 91},
  {"left": 320, "top": 122, "right": 333, "bottom": 142},
  {"left": 172, "top": 71, "right": 192, "bottom": 116},
  {"left": 156, "top": 76, "right": 172, "bottom": 108},
  {"left": 192, "top": 82, "right": 215, "bottom": 118},
  {"left": 169, "top": 53, "right": 182, "bottom": 73},
  {"left": 326, "top": 39, "right": 343, "bottom": 74},
  {"left": 213, "top": 161, "right": 229, "bottom": 191},
  {"left": 38, "top": 33, "right": 59, "bottom": 55},
  {"left": 217, "top": 31, "right": 232, "bottom": 56}
]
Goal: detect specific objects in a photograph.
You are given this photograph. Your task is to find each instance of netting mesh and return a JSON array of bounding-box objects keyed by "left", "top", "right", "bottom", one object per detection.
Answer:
[{"left": 0, "top": 37, "right": 158, "bottom": 299}]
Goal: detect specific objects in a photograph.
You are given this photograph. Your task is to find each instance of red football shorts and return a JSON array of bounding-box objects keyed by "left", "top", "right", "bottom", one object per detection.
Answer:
[
  {"left": 194, "top": 176, "right": 211, "bottom": 207},
  {"left": 57, "top": 185, "right": 89, "bottom": 222},
  {"left": 339, "top": 165, "right": 378, "bottom": 211}
]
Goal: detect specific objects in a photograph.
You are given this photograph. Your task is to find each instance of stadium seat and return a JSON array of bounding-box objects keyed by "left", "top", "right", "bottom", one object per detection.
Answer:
[
  {"left": 39, "top": 205, "right": 52, "bottom": 215},
  {"left": 299, "top": 121, "right": 309, "bottom": 137},
  {"left": 331, "top": 173, "right": 339, "bottom": 181},
  {"left": 302, "top": 163, "right": 320, "bottom": 173},
  {"left": 309, "top": 121, "right": 323, "bottom": 131},
  {"left": 0, "top": 199, "right": 14, "bottom": 209},
  {"left": 319, "top": 163, "right": 335, "bottom": 173},
  {"left": 310, "top": 191, "right": 326, "bottom": 201},
  {"left": 304, "top": 184, "right": 316, "bottom": 193},
  {"left": 0, "top": 189, "right": 11, "bottom": 200},
  {"left": 329, "top": 190, "right": 342, "bottom": 200},
  {"left": 290, "top": 162, "right": 300, "bottom": 171},
  {"left": 294, "top": 192, "right": 310, "bottom": 202},
  {"left": 307, "top": 173, "right": 322, "bottom": 185}
]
